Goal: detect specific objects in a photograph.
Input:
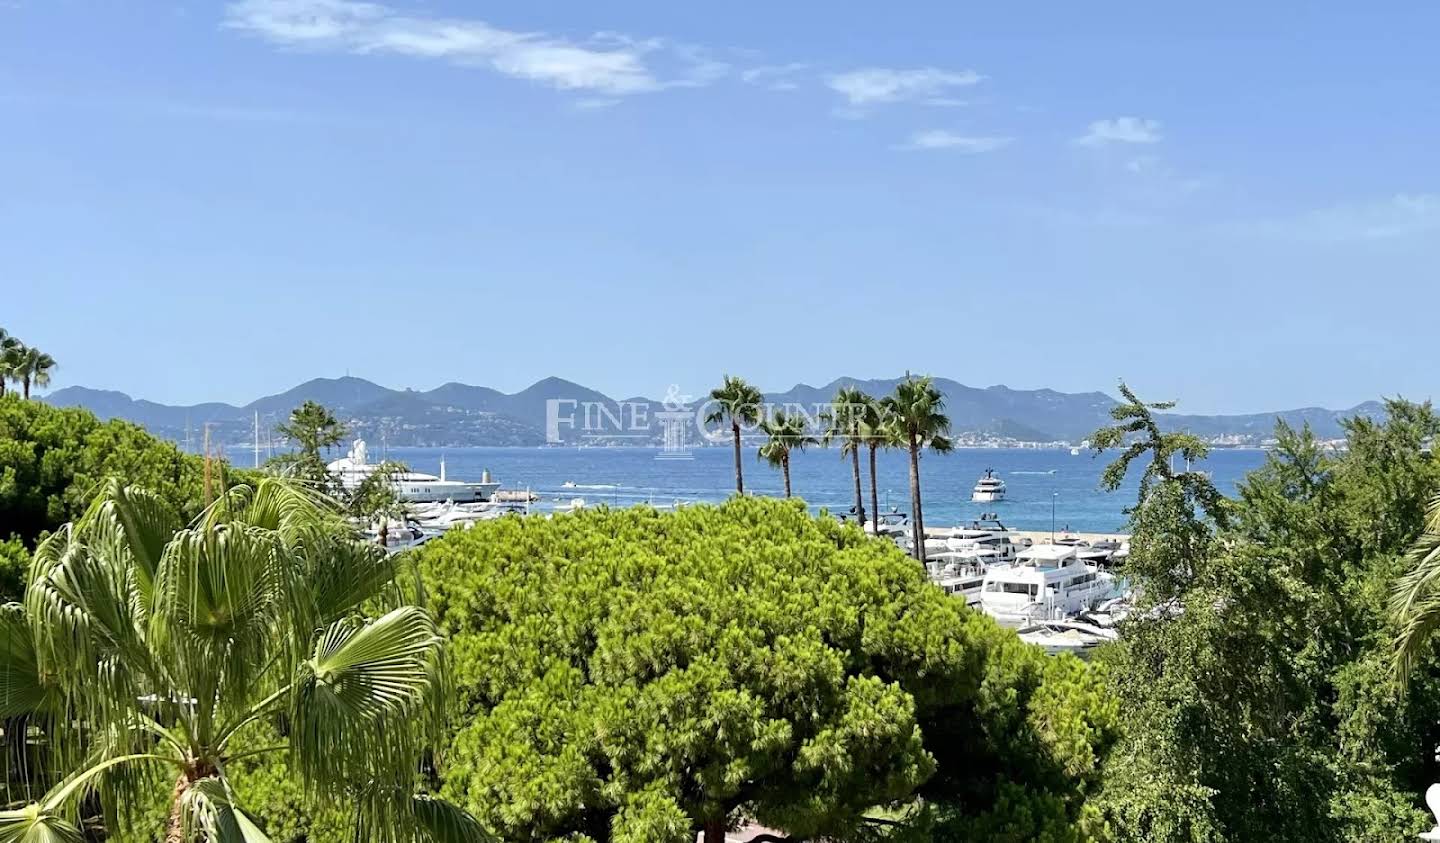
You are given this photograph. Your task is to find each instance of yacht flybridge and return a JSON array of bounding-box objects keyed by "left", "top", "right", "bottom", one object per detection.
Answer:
[{"left": 327, "top": 439, "right": 500, "bottom": 503}]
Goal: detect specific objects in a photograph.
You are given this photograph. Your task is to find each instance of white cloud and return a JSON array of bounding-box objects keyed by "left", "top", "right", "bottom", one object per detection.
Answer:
[
  {"left": 898, "top": 130, "right": 1012, "bottom": 153},
  {"left": 1253, "top": 194, "right": 1440, "bottom": 241},
  {"left": 1075, "top": 117, "right": 1162, "bottom": 146},
  {"left": 826, "top": 67, "right": 983, "bottom": 108},
  {"left": 741, "top": 63, "right": 808, "bottom": 91},
  {"left": 224, "top": 0, "right": 727, "bottom": 97}
]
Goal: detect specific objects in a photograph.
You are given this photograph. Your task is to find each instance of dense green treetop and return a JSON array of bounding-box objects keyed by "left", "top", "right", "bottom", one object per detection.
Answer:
[
  {"left": 1091, "top": 392, "right": 1440, "bottom": 843},
  {"left": 415, "top": 497, "right": 1116, "bottom": 843},
  {"left": 0, "top": 395, "right": 223, "bottom": 549},
  {"left": 268, "top": 400, "right": 350, "bottom": 487}
]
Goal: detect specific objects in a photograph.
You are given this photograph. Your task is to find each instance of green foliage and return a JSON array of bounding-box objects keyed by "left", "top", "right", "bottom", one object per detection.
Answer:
[
  {"left": 706, "top": 375, "right": 765, "bottom": 495},
  {"left": 1093, "top": 392, "right": 1440, "bottom": 842},
  {"left": 756, "top": 409, "right": 818, "bottom": 497},
  {"left": 417, "top": 497, "right": 1116, "bottom": 842},
  {"left": 821, "top": 386, "right": 875, "bottom": 525},
  {"left": 0, "top": 328, "right": 56, "bottom": 400},
  {"left": 880, "top": 374, "right": 953, "bottom": 561},
  {"left": 269, "top": 400, "right": 350, "bottom": 486},
  {"left": 0, "top": 478, "right": 481, "bottom": 840},
  {"left": 0, "top": 396, "right": 220, "bottom": 550},
  {"left": 0, "top": 537, "right": 26, "bottom": 603}
]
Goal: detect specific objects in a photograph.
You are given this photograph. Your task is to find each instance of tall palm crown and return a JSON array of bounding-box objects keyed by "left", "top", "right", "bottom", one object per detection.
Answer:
[
  {"left": 0, "top": 477, "right": 482, "bottom": 841},
  {"left": 757, "top": 408, "right": 818, "bottom": 497},
  {"left": 15, "top": 345, "right": 56, "bottom": 399},
  {"left": 0, "top": 331, "right": 24, "bottom": 398},
  {"left": 706, "top": 375, "right": 764, "bottom": 495},
  {"left": 881, "top": 376, "right": 954, "bottom": 561},
  {"left": 822, "top": 386, "right": 873, "bottom": 523}
]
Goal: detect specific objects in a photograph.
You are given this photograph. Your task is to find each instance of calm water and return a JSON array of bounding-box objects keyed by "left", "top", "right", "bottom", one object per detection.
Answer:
[{"left": 361, "top": 446, "right": 1270, "bottom": 533}]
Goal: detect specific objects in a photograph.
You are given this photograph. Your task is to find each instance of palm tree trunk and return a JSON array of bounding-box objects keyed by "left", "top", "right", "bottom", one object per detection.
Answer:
[
  {"left": 21, "top": 376, "right": 30, "bottom": 400},
  {"left": 731, "top": 421, "right": 744, "bottom": 495},
  {"left": 0, "top": 380, "right": 5, "bottom": 398},
  {"left": 850, "top": 445, "right": 864, "bottom": 524},
  {"left": 782, "top": 454, "right": 792, "bottom": 497},
  {"left": 166, "top": 771, "right": 189, "bottom": 843},
  {"left": 908, "top": 437, "right": 925, "bottom": 562},
  {"left": 868, "top": 443, "right": 880, "bottom": 534}
]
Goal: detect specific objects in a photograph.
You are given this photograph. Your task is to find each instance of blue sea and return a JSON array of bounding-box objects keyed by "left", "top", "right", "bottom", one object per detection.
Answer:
[{"left": 358, "top": 446, "right": 1271, "bottom": 533}]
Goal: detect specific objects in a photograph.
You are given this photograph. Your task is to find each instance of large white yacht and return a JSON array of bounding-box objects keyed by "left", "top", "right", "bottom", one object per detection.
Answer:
[
  {"left": 979, "top": 544, "right": 1119, "bottom": 628},
  {"left": 971, "top": 469, "right": 1007, "bottom": 502},
  {"left": 327, "top": 439, "right": 500, "bottom": 503}
]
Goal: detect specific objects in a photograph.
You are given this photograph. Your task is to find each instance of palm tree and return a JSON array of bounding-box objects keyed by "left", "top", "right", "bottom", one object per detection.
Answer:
[
  {"left": 1392, "top": 494, "right": 1440, "bottom": 682},
  {"left": 860, "top": 397, "right": 893, "bottom": 535},
  {"left": 0, "top": 331, "right": 23, "bottom": 399},
  {"left": 15, "top": 345, "right": 56, "bottom": 400},
  {"left": 0, "top": 477, "right": 485, "bottom": 841},
  {"left": 822, "top": 386, "right": 872, "bottom": 525},
  {"left": 706, "top": 375, "right": 764, "bottom": 495},
  {"left": 881, "top": 375, "right": 953, "bottom": 562},
  {"left": 757, "top": 408, "right": 817, "bottom": 497}
]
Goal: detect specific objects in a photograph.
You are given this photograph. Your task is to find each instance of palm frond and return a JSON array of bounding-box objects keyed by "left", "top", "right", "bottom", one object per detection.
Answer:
[
  {"left": 354, "top": 789, "right": 495, "bottom": 843},
  {"left": 151, "top": 524, "right": 294, "bottom": 715},
  {"left": 1392, "top": 506, "right": 1440, "bottom": 684},
  {"left": 290, "top": 607, "right": 445, "bottom": 790},
  {"left": 180, "top": 777, "right": 275, "bottom": 843},
  {"left": 0, "top": 807, "right": 85, "bottom": 843},
  {"left": 77, "top": 480, "right": 181, "bottom": 612},
  {"left": 0, "top": 605, "right": 55, "bottom": 717}
]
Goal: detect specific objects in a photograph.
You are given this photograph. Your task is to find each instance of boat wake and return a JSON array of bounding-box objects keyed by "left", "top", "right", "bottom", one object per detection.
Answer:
[{"left": 1010, "top": 470, "right": 1058, "bottom": 475}]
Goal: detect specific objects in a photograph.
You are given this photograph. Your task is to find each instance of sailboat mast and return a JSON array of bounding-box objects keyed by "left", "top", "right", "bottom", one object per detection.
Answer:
[{"left": 253, "top": 411, "right": 261, "bottom": 468}]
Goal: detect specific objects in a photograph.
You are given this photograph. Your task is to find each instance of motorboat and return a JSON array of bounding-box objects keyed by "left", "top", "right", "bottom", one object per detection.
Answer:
[
  {"left": 362, "top": 519, "right": 435, "bottom": 553},
  {"left": 971, "top": 469, "right": 1007, "bottom": 502},
  {"left": 1016, "top": 620, "right": 1118, "bottom": 657},
  {"left": 979, "top": 544, "right": 1121, "bottom": 628},
  {"left": 328, "top": 439, "right": 500, "bottom": 503}
]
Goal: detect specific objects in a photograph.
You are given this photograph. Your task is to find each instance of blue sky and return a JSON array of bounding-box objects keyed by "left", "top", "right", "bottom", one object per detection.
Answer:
[{"left": 2, "top": 1, "right": 1436, "bottom": 413}]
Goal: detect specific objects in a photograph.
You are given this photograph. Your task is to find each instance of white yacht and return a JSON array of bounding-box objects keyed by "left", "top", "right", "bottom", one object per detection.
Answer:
[
  {"left": 327, "top": 439, "right": 500, "bottom": 503},
  {"left": 979, "top": 544, "right": 1120, "bottom": 628},
  {"left": 971, "top": 469, "right": 1007, "bottom": 503},
  {"left": 928, "top": 557, "right": 994, "bottom": 607},
  {"left": 1016, "top": 620, "right": 1118, "bottom": 657},
  {"left": 943, "top": 525, "right": 1029, "bottom": 564}
]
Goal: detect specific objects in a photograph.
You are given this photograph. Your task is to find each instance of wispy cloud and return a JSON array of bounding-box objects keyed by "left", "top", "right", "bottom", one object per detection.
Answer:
[
  {"left": 826, "top": 67, "right": 983, "bottom": 110},
  {"left": 897, "top": 130, "right": 1011, "bottom": 153},
  {"left": 740, "top": 63, "right": 808, "bottom": 91},
  {"left": 1249, "top": 194, "right": 1440, "bottom": 241},
  {"left": 1075, "top": 117, "right": 1162, "bottom": 146},
  {"left": 224, "top": 0, "right": 728, "bottom": 97}
]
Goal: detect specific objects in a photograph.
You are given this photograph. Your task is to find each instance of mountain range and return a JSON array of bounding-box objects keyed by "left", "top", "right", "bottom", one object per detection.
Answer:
[{"left": 41, "top": 376, "right": 1386, "bottom": 449}]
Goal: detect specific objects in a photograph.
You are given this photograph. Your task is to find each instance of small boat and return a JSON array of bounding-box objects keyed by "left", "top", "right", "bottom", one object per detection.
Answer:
[
  {"left": 1016, "top": 620, "right": 1118, "bottom": 657},
  {"left": 971, "top": 469, "right": 1007, "bottom": 503}
]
